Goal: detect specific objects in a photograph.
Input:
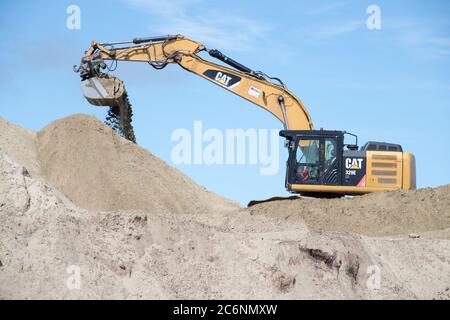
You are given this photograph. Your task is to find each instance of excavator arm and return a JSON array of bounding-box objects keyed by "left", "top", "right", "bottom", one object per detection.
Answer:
[{"left": 75, "top": 35, "right": 313, "bottom": 132}]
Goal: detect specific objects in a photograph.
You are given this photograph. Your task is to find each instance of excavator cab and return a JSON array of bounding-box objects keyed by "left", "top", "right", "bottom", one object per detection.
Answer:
[{"left": 281, "top": 130, "right": 416, "bottom": 196}]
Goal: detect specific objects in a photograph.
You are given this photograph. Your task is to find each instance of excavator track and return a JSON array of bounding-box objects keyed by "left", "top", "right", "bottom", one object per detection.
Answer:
[
  {"left": 247, "top": 196, "right": 300, "bottom": 207},
  {"left": 247, "top": 193, "right": 347, "bottom": 207}
]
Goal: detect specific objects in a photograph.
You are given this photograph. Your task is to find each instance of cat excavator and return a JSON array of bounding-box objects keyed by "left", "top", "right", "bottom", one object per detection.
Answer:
[{"left": 74, "top": 34, "right": 416, "bottom": 196}]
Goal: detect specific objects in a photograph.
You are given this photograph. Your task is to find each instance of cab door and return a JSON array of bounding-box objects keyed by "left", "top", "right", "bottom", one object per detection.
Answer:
[
  {"left": 288, "top": 135, "right": 342, "bottom": 186},
  {"left": 322, "top": 137, "right": 342, "bottom": 185}
]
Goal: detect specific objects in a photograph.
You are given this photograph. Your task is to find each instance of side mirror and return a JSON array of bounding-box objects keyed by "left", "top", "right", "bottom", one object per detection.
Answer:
[{"left": 346, "top": 144, "right": 359, "bottom": 151}]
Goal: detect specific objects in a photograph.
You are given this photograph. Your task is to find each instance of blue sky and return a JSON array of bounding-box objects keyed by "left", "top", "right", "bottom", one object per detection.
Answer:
[{"left": 1, "top": 1, "right": 449, "bottom": 205}]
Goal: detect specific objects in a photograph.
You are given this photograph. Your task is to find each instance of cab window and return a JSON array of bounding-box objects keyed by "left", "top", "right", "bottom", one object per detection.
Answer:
[
  {"left": 324, "top": 138, "right": 337, "bottom": 167},
  {"left": 295, "top": 139, "right": 320, "bottom": 183}
]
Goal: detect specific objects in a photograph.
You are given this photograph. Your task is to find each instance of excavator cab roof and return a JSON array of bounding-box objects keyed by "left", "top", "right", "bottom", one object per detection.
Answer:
[{"left": 280, "top": 130, "right": 346, "bottom": 140}]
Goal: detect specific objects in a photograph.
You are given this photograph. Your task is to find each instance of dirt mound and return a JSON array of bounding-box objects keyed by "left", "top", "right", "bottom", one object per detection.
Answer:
[
  {"left": 1, "top": 115, "right": 450, "bottom": 299},
  {"left": 1, "top": 115, "right": 237, "bottom": 214},
  {"left": 1, "top": 153, "right": 450, "bottom": 299},
  {"left": 0, "top": 117, "right": 39, "bottom": 174},
  {"left": 249, "top": 186, "right": 450, "bottom": 237}
]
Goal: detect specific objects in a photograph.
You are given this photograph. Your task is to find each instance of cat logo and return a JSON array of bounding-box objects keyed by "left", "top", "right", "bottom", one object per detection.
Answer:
[
  {"left": 215, "top": 72, "right": 232, "bottom": 86},
  {"left": 203, "top": 70, "right": 241, "bottom": 88},
  {"left": 345, "top": 158, "right": 363, "bottom": 170}
]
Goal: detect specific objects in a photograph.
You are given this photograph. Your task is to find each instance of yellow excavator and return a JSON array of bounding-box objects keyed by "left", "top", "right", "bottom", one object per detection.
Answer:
[{"left": 74, "top": 34, "right": 416, "bottom": 196}]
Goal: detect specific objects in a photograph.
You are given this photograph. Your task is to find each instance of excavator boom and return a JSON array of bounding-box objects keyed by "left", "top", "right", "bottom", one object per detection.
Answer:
[{"left": 75, "top": 35, "right": 313, "bottom": 132}]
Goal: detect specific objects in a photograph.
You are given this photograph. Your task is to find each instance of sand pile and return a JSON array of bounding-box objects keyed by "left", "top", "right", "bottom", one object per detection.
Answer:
[
  {"left": 0, "top": 116, "right": 39, "bottom": 174},
  {"left": 249, "top": 186, "right": 450, "bottom": 237},
  {"left": 1, "top": 115, "right": 450, "bottom": 299},
  {"left": 1, "top": 115, "right": 237, "bottom": 214}
]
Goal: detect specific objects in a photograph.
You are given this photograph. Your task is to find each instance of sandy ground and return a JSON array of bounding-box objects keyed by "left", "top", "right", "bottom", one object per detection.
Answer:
[
  {"left": 249, "top": 185, "right": 450, "bottom": 237},
  {"left": 1, "top": 115, "right": 449, "bottom": 299}
]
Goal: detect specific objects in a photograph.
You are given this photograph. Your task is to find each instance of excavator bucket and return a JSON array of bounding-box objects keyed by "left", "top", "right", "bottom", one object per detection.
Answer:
[
  {"left": 80, "top": 75, "right": 125, "bottom": 106},
  {"left": 80, "top": 75, "right": 137, "bottom": 143}
]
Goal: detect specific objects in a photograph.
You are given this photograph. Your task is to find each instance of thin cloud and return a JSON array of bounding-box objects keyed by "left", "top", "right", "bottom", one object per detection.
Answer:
[
  {"left": 125, "top": 0, "right": 270, "bottom": 51},
  {"left": 310, "top": 20, "right": 364, "bottom": 39},
  {"left": 411, "top": 36, "right": 450, "bottom": 58},
  {"left": 398, "top": 28, "right": 450, "bottom": 59},
  {"left": 303, "top": 2, "right": 351, "bottom": 16}
]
